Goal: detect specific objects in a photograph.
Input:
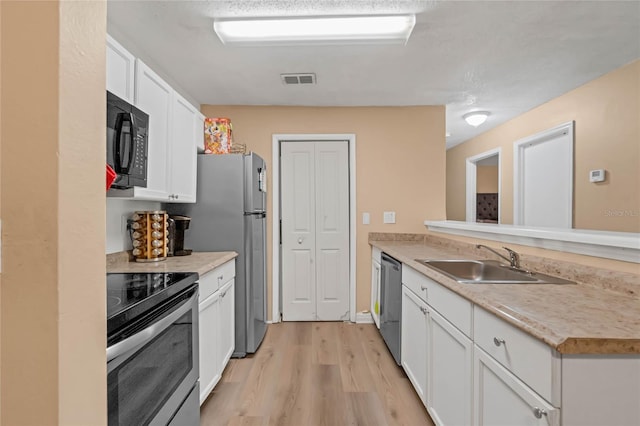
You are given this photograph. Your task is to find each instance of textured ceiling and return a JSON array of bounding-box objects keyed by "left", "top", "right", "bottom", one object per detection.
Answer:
[{"left": 107, "top": 1, "right": 640, "bottom": 148}]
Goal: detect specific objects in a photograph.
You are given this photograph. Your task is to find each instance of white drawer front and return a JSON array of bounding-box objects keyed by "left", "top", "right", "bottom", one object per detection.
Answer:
[
  {"left": 402, "top": 264, "right": 429, "bottom": 303},
  {"left": 215, "top": 259, "right": 236, "bottom": 285},
  {"left": 474, "top": 306, "right": 559, "bottom": 404},
  {"left": 199, "top": 260, "right": 236, "bottom": 301},
  {"left": 423, "top": 275, "right": 472, "bottom": 337}
]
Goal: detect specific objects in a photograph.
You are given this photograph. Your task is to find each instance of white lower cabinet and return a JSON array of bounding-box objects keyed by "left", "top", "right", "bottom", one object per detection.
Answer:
[
  {"left": 401, "top": 285, "right": 429, "bottom": 404},
  {"left": 428, "top": 308, "right": 473, "bottom": 426},
  {"left": 217, "top": 278, "right": 235, "bottom": 370},
  {"left": 198, "top": 260, "right": 236, "bottom": 405},
  {"left": 390, "top": 261, "right": 640, "bottom": 426},
  {"left": 198, "top": 289, "right": 220, "bottom": 404},
  {"left": 474, "top": 346, "right": 559, "bottom": 426}
]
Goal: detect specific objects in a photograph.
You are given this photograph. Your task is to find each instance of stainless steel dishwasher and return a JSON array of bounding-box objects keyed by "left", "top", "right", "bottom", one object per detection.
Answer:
[{"left": 380, "top": 252, "right": 402, "bottom": 365}]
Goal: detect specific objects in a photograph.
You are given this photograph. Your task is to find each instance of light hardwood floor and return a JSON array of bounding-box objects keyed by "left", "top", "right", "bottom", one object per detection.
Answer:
[{"left": 201, "top": 322, "right": 435, "bottom": 426}]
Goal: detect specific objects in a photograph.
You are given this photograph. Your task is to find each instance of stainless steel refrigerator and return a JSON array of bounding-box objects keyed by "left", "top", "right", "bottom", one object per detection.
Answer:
[{"left": 169, "top": 153, "right": 267, "bottom": 357}]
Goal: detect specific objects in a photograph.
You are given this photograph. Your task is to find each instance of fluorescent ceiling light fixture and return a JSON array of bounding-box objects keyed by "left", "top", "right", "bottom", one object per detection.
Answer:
[
  {"left": 213, "top": 15, "right": 416, "bottom": 46},
  {"left": 463, "top": 111, "right": 490, "bottom": 127}
]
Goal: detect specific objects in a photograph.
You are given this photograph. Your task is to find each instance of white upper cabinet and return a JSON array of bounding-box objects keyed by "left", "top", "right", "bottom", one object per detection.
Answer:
[
  {"left": 168, "top": 93, "right": 200, "bottom": 203},
  {"left": 132, "top": 59, "right": 173, "bottom": 200},
  {"left": 106, "top": 35, "right": 200, "bottom": 203},
  {"left": 106, "top": 35, "right": 135, "bottom": 103}
]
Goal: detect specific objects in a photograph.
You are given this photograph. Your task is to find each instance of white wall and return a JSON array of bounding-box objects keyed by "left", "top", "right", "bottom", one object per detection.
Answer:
[{"left": 106, "top": 198, "right": 161, "bottom": 253}]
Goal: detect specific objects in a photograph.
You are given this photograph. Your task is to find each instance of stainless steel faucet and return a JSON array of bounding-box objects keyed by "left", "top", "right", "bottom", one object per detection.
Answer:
[{"left": 476, "top": 244, "right": 521, "bottom": 269}]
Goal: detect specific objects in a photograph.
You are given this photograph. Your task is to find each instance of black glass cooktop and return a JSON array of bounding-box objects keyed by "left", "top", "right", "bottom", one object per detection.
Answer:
[{"left": 107, "top": 272, "right": 198, "bottom": 336}]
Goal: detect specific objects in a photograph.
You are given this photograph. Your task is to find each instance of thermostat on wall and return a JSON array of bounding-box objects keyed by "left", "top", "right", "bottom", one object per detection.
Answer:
[{"left": 589, "top": 169, "right": 606, "bottom": 183}]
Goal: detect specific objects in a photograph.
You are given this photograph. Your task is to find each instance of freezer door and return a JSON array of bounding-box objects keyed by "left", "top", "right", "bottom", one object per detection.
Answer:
[
  {"left": 244, "top": 213, "right": 267, "bottom": 354},
  {"left": 244, "top": 153, "right": 266, "bottom": 213}
]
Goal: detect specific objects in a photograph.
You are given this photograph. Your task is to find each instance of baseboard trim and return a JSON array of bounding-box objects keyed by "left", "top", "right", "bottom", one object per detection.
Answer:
[{"left": 355, "top": 312, "right": 374, "bottom": 324}]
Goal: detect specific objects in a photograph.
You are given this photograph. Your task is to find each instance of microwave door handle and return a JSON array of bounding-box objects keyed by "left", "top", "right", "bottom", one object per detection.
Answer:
[
  {"left": 127, "top": 113, "right": 137, "bottom": 172},
  {"left": 106, "top": 292, "right": 196, "bottom": 362},
  {"left": 114, "top": 112, "right": 134, "bottom": 174}
]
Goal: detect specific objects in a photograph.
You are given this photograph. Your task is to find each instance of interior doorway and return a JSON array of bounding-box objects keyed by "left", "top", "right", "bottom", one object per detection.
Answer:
[
  {"left": 280, "top": 140, "right": 349, "bottom": 321},
  {"left": 271, "top": 134, "right": 357, "bottom": 323},
  {"left": 465, "top": 148, "right": 502, "bottom": 224},
  {"left": 514, "top": 121, "right": 574, "bottom": 228}
]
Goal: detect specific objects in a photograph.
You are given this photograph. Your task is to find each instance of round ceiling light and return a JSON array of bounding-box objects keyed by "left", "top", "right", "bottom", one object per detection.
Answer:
[{"left": 463, "top": 111, "right": 490, "bottom": 127}]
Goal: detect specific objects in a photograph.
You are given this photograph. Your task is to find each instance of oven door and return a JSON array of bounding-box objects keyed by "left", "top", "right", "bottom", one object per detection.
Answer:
[{"left": 107, "top": 287, "right": 199, "bottom": 426}]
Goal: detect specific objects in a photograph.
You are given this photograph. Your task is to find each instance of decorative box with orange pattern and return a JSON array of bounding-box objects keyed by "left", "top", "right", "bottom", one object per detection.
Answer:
[{"left": 204, "top": 117, "right": 232, "bottom": 154}]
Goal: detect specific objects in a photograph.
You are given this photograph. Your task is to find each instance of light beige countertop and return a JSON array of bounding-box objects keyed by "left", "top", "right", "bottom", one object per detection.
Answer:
[
  {"left": 370, "top": 234, "right": 640, "bottom": 355},
  {"left": 107, "top": 251, "right": 238, "bottom": 277}
]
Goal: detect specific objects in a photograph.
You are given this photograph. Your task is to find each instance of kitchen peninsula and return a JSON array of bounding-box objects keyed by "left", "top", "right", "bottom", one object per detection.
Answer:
[{"left": 370, "top": 232, "right": 640, "bottom": 426}]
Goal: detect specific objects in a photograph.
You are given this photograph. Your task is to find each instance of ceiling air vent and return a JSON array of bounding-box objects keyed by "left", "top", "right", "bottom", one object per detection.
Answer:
[{"left": 281, "top": 73, "right": 316, "bottom": 85}]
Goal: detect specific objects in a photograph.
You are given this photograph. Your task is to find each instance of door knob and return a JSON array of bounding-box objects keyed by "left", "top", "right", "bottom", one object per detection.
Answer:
[{"left": 298, "top": 238, "right": 303, "bottom": 244}]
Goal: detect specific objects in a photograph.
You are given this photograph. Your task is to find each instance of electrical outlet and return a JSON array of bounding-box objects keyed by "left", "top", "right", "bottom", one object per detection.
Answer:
[
  {"left": 383, "top": 211, "right": 396, "bottom": 224},
  {"left": 122, "top": 215, "right": 132, "bottom": 234}
]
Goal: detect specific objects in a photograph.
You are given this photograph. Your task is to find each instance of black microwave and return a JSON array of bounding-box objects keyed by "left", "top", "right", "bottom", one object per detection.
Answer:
[{"left": 107, "top": 91, "right": 149, "bottom": 189}]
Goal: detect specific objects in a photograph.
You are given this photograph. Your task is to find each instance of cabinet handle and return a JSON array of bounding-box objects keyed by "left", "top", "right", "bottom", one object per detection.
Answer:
[
  {"left": 175, "top": 194, "right": 179, "bottom": 199},
  {"left": 420, "top": 285, "right": 427, "bottom": 291},
  {"left": 221, "top": 291, "right": 226, "bottom": 298},
  {"left": 532, "top": 407, "right": 547, "bottom": 419},
  {"left": 419, "top": 307, "right": 427, "bottom": 315},
  {"left": 493, "top": 337, "right": 506, "bottom": 346}
]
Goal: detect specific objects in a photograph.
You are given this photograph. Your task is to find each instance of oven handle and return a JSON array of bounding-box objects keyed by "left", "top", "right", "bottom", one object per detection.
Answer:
[{"left": 107, "top": 292, "right": 197, "bottom": 362}]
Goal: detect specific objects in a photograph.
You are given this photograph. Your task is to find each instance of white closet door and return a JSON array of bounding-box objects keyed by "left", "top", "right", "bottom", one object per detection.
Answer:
[
  {"left": 515, "top": 123, "right": 573, "bottom": 228},
  {"left": 281, "top": 141, "right": 349, "bottom": 321},
  {"left": 281, "top": 142, "right": 317, "bottom": 321},
  {"left": 315, "top": 142, "right": 350, "bottom": 320}
]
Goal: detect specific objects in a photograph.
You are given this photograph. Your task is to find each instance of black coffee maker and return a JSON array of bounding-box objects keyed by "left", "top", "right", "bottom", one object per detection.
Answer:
[{"left": 168, "top": 215, "right": 192, "bottom": 256}]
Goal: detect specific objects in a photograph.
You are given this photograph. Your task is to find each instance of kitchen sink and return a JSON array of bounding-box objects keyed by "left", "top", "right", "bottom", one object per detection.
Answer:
[{"left": 414, "top": 259, "right": 576, "bottom": 284}]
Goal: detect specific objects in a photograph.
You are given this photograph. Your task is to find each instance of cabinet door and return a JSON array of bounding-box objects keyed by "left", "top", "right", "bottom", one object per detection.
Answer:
[
  {"left": 106, "top": 35, "right": 135, "bottom": 103},
  {"left": 167, "top": 93, "right": 198, "bottom": 203},
  {"left": 198, "top": 291, "right": 220, "bottom": 405},
  {"left": 474, "top": 347, "right": 559, "bottom": 426},
  {"left": 428, "top": 308, "right": 472, "bottom": 426},
  {"left": 218, "top": 279, "right": 235, "bottom": 371},
  {"left": 371, "top": 259, "right": 381, "bottom": 328},
  {"left": 401, "top": 285, "right": 428, "bottom": 405},
  {"left": 133, "top": 59, "right": 172, "bottom": 200}
]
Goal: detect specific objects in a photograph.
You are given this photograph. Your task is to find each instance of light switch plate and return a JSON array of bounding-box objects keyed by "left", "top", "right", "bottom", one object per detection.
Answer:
[
  {"left": 363, "top": 212, "right": 370, "bottom": 225},
  {"left": 383, "top": 211, "right": 396, "bottom": 224},
  {"left": 589, "top": 169, "right": 606, "bottom": 183}
]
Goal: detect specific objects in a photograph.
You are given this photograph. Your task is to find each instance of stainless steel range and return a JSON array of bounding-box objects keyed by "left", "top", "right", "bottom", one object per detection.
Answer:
[{"left": 107, "top": 272, "right": 200, "bottom": 426}]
